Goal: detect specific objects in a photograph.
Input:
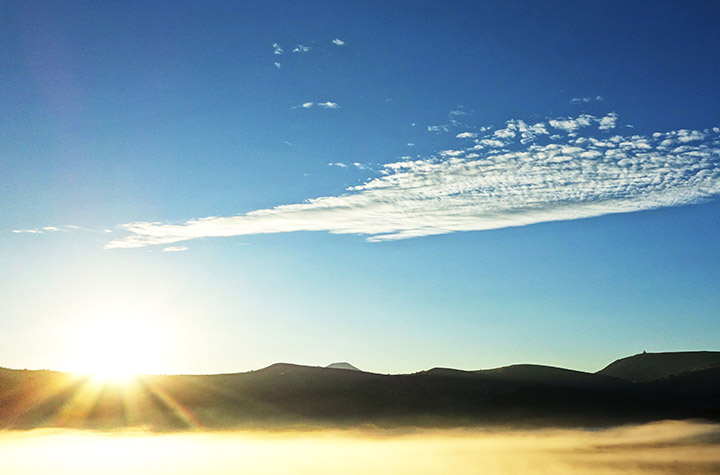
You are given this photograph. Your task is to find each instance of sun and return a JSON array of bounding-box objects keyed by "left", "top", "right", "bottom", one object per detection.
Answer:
[
  {"left": 68, "top": 314, "right": 166, "bottom": 383},
  {"left": 82, "top": 342, "right": 139, "bottom": 383}
]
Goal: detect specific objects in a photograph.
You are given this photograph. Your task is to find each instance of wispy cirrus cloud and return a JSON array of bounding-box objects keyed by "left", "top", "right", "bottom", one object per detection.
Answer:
[
  {"left": 13, "top": 226, "right": 65, "bottom": 234},
  {"left": 570, "top": 95, "right": 603, "bottom": 104},
  {"left": 428, "top": 124, "right": 450, "bottom": 133},
  {"left": 428, "top": 107, "right": 473, "bottom": 134},
  {"left": 293, "top": 101, "right": 340, "bottom": 110},
  {"left": 12, "top": 225, "right": 112, "bottom": 236},
  {"left": 105, "top": 113, "right": 720, "bottom": 249},
  {"left": 329, "top": 162, "right": 371, "bottom": 170}
]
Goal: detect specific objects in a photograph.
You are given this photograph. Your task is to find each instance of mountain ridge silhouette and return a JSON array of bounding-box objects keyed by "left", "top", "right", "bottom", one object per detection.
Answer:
[{"left": 2, "top": 351, "right": 718, "bottom": 431}]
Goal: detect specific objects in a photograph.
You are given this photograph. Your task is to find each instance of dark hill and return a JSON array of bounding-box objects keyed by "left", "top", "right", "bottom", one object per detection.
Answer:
[
  {"left": 476, "top": 364, "right": 631, "bottom": 390},
  {"left": 597, "top": 351, "right": 720, "bottom": 383},
  {"left": 2, "top": 352, "right": 719, "bottom": 431}
]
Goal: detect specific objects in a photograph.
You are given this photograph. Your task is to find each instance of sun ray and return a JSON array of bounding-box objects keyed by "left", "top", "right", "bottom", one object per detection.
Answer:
[
  {"left": 0, "top": 370, "right": 82, "bottom": 428},
  {"left": 138, "top": 376, "right": 203, "bottom": 430}
]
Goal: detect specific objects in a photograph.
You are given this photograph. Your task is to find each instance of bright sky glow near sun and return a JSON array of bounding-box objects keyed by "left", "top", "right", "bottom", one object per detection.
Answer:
[{"left": 1, "top": 0, "right": 719, "bottom": 376}]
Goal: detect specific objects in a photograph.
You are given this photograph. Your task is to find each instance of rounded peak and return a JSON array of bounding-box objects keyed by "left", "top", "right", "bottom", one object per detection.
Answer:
[{"left": 326, "top": 362, "right": 361, "bottom": 371}]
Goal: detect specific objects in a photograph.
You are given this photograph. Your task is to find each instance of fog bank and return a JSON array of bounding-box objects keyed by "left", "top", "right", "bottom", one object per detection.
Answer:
[{"left": 1, "top": 421, "right": 719, "bottom": 474}]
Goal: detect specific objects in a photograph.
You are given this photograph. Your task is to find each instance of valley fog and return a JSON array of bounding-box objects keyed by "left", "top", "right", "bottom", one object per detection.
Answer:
[{"left": 1, "top": 421, "right": 719, "bottom": 474}]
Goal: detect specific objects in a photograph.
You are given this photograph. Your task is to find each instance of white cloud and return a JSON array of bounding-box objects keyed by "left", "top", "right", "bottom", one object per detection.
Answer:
[
  {"left": 598, "top": 112, "right": 618, "bottom": 131},
  {"left": 274, "top": 62, "right": 281, "bottom": 69},
  {"left": 548, "top": 113, "right": 618, "bottom": 134},
  {"left": 570, "top": 96, "right": 604, "bottom": 104},
  {"left": 162, "top": 246, "right": 188, "bottom": 252},
  {"left": 273, "top": 43, "right": 283, "bottom": 55},
  {"left": 329, "top": 161, "right": 369, "bottom": 169},
  {"left": 292, "top": 44, "right": 311, "bottom": 53},
  {"left": 493, "top": 128, "right": 516, "bottom": 139},
  {"left": 428, "top": 125, "right": 450, "bottom": 133},
  {"left": 12, "top": 226, "right": 64, "bottom": 234},
  {"left": 478, "top": 138, "right": 505, "bottom": 148},
  {"left": 515, "top": 121, "right": 549, "bottom": 143},
  {"left": 676, "top": 129, "right": 705, "bottom": 143},
  {"left": 456, "top": 132, "right": 477, "bottom": 139},
  {"left": 428, "top": 108, "right": 470, "bottom": 133},
  {"left": 549, "top": 115, "right": 594, "bottom": 134},
  {"left": 296, "top": 101, "right": 339, "bottom": 110},
  {"left": 440, "top": 150, "right": 464, "bottom": 157},
  {"left": 332, "top": 38, "right": 345, "bottom": 46},
  {"left": 106, "top": 114, "right": 720, "bottom": 249}
]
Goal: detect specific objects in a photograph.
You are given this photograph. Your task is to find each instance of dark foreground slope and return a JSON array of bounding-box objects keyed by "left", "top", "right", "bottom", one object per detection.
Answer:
[{"left": 1, "top": 352, "right": 719, "bottom": 431}]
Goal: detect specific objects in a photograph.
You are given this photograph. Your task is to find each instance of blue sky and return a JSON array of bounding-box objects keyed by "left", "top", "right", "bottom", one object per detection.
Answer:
[{"left": 2, "top": 0, "right": 719, "bottom": 375}]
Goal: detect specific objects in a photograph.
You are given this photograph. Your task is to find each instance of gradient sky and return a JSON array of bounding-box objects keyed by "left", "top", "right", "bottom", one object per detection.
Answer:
[{"left": 2, "top": 0, "right": 719, "bottom": 375}]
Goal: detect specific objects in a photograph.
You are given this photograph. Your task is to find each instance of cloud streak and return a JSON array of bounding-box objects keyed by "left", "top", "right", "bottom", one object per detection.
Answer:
[
  {"left": 106, "top": 113, "right": 720, "bottom": 249},
  {"left": 570, "top": 95, "right": 603, "bottom": 104},
  {"left": 294, "top": 101, "right": 340, "bottom": 110},
  {"left": 12, "top": 226, "right": 67, "bottom": 234}
]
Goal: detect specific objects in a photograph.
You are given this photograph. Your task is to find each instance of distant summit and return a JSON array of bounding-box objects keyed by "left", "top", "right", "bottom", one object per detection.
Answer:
[
  {"left": 326, "top": 362, "right": 361, "bottom": 371},
  {"left": 597, "top": 351, "right": 720, "bottom": 383}
]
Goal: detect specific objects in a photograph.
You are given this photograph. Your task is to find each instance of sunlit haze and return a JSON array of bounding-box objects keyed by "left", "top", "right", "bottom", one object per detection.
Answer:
[{"left": 1, "top": 423, "right": 720, "bottom": 475}]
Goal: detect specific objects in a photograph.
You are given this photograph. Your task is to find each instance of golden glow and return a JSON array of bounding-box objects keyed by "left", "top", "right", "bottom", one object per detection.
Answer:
[
  {"left": 1, "top": 422, "right": 719, "bottom": 474},
  {"left": 67, "top": 309, "right": 167, "bottom": 383}
]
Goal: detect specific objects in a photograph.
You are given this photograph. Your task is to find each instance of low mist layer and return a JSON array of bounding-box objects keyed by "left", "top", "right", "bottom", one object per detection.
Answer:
[{"left": 1, "top": 421, "right": 719, "bottom": 474}]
